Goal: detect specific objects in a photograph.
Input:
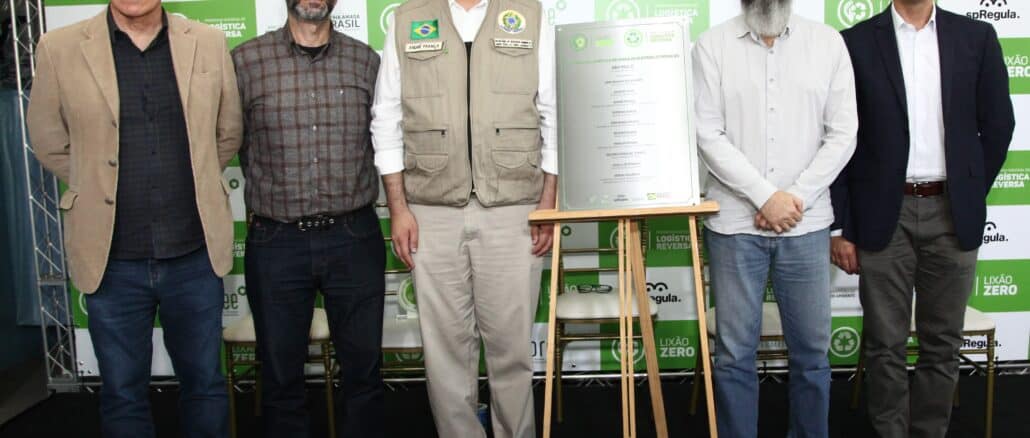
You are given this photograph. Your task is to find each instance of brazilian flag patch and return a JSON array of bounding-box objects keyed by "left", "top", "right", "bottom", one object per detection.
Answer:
[{"left": 410, "top": 20, "right": 439, "bottom": 40}]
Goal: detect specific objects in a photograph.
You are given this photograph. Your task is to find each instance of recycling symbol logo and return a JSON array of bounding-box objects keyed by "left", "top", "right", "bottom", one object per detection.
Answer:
[{"left": 830, "top": 327, "right": 861, "bottom": 358}]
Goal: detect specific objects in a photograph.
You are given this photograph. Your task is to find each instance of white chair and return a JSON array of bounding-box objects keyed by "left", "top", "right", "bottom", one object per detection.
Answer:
[
  {"left": 223, "top": 308, "right": 335, "bottom": 438},
  {"left": 553, "top": 239, "right": 659, "bottom": 423}
]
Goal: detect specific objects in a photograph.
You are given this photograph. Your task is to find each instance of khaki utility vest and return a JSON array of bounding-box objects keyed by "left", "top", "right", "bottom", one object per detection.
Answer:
[{"left": 395, "top": 0, "right": 544, "bottom": 207}]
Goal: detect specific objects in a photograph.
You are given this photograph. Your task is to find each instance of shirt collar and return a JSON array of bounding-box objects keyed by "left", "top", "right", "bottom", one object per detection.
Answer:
[
  {"left": 278, "top": 25, "right": 337, "bottom": 59},
  {"left": 733, "top": 15, "right": 794, "bottom": 44},
  {"left": 891, "top": 3, "right": 937, "bottom": 31},
  {"left": 107, "top": 7, "right": 169, "bottom": 41},
  {"left": 449, "top": 0, "right": 489, "bottom": 10}
]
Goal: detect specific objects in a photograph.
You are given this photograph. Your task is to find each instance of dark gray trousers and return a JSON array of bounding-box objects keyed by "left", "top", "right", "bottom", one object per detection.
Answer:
[{"left": 857, "top": 195, "right": 979, "bottom": 438}]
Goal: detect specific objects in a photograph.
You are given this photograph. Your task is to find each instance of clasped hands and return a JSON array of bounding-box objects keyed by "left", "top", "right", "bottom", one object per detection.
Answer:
[{"left": 754, "top": 191, "right": 804, "bottom": 234}]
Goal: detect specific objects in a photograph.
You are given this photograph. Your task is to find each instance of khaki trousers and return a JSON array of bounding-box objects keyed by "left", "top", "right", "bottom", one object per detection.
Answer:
[{"left": 410, "top": 198, "right": 542, "bottom": 438}]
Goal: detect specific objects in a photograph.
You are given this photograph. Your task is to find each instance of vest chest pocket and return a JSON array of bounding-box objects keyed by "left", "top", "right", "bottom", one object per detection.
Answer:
[
  {"left": 403, "top": 49, "right": 446, "bottom": 98},
  {"left": 490, "top": 46, "right": 536, "bottom": 95},
  {"left": 402, "top": 123, "right": 449, "bottom": 154}
]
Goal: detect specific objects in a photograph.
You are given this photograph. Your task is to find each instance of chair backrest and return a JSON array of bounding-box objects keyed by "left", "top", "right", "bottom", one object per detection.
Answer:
[{"left": 556, "top": 221, "right": 649, "bottom": 294}]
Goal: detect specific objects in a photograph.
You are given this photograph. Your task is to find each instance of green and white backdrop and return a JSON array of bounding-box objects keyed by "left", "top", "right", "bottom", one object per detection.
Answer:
[{"left": 42, "top": 0, "right": 1030, "bottom": 376}]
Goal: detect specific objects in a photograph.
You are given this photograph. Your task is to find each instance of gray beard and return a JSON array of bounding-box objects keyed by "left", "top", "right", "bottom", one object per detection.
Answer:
[
  {"left": 289, "top": 1, "right": 332, "bottom": 22},
  {"left": 742, "top": 0, "right": 793, "bottom": 38}
]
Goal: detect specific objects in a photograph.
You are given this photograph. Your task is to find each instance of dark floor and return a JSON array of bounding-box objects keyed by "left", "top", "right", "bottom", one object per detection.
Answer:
[{"left": 1, "top": 375, "right": 1027, "bottom": 437}]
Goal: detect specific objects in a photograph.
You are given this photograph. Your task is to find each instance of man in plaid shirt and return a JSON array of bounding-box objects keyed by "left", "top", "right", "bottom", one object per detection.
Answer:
[{"left": 231, "top": 0, "right": 385, "bottom": 436}]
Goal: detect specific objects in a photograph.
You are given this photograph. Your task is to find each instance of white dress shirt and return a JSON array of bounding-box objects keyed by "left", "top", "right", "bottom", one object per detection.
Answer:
[
  {"left": 371, "top": 0, "right": 558, "bottom": 176},
  {"left": 893, "top": 5, "right": 946, "bottom": 182},
  {"left": 693, "top": 15, "right": 858, "bottom": 236}
]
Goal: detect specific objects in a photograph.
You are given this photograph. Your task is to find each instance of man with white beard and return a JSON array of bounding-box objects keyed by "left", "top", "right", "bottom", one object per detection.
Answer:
[
  {"left": 692, "top": 0, "right": 857, "bottom": 436},
  {"left": 232, "top": 0, "right": 385, "bottom": 436}
]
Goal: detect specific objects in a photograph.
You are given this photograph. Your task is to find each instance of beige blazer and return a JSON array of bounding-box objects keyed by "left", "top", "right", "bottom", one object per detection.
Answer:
[{"left": 27, "top": 11, "right": 243, "bottom": 293}]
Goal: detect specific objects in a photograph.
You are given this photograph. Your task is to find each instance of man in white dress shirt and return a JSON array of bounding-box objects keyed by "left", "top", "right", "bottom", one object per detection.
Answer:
[
  {"left": 831, "top": 1, "right": 1014, "bottom": 436},
  {"left": 692, "top": 0, "right": 857, "bottom": 436},
  {"left": 370, "top": 0, "right": 557, "bottom": 436}
]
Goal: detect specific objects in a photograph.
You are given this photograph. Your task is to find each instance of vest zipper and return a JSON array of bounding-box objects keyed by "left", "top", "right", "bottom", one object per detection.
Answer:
[{"left": 465, "top": 41, "right": 475, "bottom": 195}]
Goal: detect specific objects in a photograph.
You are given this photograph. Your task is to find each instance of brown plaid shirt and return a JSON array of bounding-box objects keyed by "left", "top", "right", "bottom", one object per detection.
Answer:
[{"left": 232, "top": 27, "right": 380, "bottom": 222}]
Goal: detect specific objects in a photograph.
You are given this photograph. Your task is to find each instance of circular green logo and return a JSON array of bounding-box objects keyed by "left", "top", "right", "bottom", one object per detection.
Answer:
[
  {"left": 572, "top": 34, "right": 588, "bottom": 51},
  {"left": 837, "top": 0, "right": 877, "bottom": 28},
  {"left": 398, "top": 276, "right": 418, "bottom": 315},
  {"left": 625, "top": 29, "right": 643, "bottom": 47},
  {"left": 606, "top": 0, "right": 640, "bottom": 20},
  {"left": 610, "top": 339, "right": 646, "bottom": 365},
  {"left": 830, "top": 327, "right": 861, "bottom": 358},
  {"left": 379, "top": 3, "right": 401, "bottom": 34}
]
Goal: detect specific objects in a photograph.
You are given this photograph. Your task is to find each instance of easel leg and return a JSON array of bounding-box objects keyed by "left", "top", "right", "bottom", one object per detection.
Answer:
[
  {"left": 629, "top": 221, "right": 668, "bottom": 438},
  {"left": 689, "top": 216, "right": 718, "bottom": 438},
  {"left": 625, "top": 220, "right": 637, "bottom": 437},
  {"left": 617, "top": 220, "right": 630, "bottom": 438},
  {"left": 542, "top": 223, "right": 563, "bottom": 438}
]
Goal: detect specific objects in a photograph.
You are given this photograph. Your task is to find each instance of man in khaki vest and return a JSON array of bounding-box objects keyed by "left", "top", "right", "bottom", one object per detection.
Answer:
[{"left": 371, "top": 0, "right": 556, "bottom": 436}]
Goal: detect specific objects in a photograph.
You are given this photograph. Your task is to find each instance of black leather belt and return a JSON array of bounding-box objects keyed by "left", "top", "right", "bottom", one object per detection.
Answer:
[
  {"left": 903, "top": 181, "right": 947, "bottom": 198},
  {"left": 251, "top": 212, "right": 349, "bottom": 232}
]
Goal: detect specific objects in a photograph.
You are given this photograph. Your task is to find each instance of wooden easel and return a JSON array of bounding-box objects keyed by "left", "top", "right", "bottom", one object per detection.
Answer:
[{"left": 531, "top": 202, "right": 720, "bottom": 438}]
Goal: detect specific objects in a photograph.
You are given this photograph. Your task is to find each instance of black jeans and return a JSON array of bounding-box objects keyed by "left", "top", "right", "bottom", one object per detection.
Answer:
[{"left": 245, "top": 205, "right": 386, "bottom": 438}]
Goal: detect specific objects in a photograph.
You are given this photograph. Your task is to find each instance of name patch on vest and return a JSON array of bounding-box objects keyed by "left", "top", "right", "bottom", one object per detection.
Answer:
[
  {"left": 405, "top": 41, "right": 444, "bottom": 53},
  {"left": 493, "top": 38, "right": 533, "bottom": 49}
]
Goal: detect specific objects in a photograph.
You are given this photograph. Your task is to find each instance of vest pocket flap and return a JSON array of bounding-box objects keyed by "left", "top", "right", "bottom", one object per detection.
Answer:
[
  {"left": 405, "top": 48, "right": 446, "bottom": 61},
  {"left": 492, "top": 150, "right": 534, "bottom": 169},
  {"left": 59, "top": 190, "right": 79, "bottom": 211},
  {"left": 403, "top": 123, "right": 449, "bottom": 134},
  {"left": 494, "top": 121, "right": 539, "bottom": 130},
  {"left": 492, "top": 45, "right": 533, "bottom": 57},
  {"left": 494, "top": 122, "right": 541, "bottom": 150},
  {"left": 406, "top": 152, "right": 449, "bottom": 172}
]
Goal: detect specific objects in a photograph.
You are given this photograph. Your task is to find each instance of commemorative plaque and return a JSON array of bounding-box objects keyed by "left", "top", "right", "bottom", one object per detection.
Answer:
[{"left": 556, "top": 18, "right": 700, "bottom": 211}]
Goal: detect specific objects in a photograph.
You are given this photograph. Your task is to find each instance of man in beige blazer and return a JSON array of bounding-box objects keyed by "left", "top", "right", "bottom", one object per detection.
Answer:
[{"left": 27, "top": 1, "right": 241, "bottom": 436}]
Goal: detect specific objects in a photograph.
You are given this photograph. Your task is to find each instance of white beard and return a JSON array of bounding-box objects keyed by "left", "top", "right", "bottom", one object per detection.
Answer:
[
  {"left": 290, "top": 1, "right": 332, "bottom": 22},
  {"left": 742, "top": 0, "right": 793, "bottom": 38}
]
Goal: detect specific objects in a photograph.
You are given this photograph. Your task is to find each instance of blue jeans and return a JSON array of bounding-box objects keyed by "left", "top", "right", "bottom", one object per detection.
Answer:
[
  {"left": 86, "top": 247, "right": 228, "bottom": 438},
  {"left": 705, "top": 228, "right": 831, "bottom": 438},
  {"left": 245, "top": 205, "right": 386, "bottom": 438}
]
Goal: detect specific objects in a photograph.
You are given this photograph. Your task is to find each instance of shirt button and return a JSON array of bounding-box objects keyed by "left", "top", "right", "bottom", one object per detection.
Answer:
[
  {"left": 310, "top": 92, "right": 316, "bottom": 98},
  {"left": 770, "top": 137, "right": 776, "bottom": 143},
  {"left": 769, "top": 78, "right": 775, "bottom": 83},
  {"left": 108, "top": 159, "right": 118, "bottom": 167},
  {"left": 105, "top": 198, "right": 115, "bottom": 205},
  {"left": 313, "top": 157, "right": 319, "bottom": 164},
  {"left": 111, "top": 120, "right": 118, "bottom": 128},
  {"left": 768, "top": 107, "right": 775, "bottom": 112},
  {"left": 312, "top": 125, "right": 318, "bottom": 131}
]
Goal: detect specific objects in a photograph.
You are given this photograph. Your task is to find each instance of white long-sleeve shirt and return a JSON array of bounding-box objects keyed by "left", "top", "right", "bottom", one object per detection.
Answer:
[
  {"left": 892, "top": 5, "right": 946, "bottom": 182},
  {"left": 692, "top": 15, "right": 858, "bottom": 236},
  {"left": 370, "top": 0, "right": 558, "bottom": 176}
]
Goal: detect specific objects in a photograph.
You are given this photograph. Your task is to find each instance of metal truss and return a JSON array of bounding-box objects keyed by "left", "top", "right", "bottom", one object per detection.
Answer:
[{"left": 7, "top": 0, "right": 78, "bottom": 391}]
